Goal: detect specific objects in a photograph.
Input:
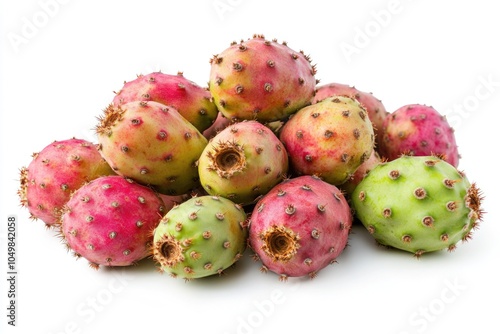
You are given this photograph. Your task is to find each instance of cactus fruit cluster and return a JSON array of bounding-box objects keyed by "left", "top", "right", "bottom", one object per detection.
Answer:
[{"left": 17, "top": 33, "right": 484, "bottom": 282}]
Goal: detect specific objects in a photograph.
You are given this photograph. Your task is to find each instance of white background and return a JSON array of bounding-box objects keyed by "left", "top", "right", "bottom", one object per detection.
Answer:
[{"left": 1, "top": 1, "right": 499, "bottom": 333}]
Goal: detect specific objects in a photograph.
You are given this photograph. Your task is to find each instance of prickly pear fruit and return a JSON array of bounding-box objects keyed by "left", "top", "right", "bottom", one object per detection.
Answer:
[
  {"left": 113, "top": 71, "right": 218, "bottom": 132},
  {"left": 352, "top": 155, "right": 483, "bottom": 257},
  {"left": 208, "top": 34, "right": 317, "bottom": 122},
  {"left": 152, "top": 195, "right": 248, "bottom": 280},
  {"left": 313, "top": 82, "right": 388, "bottom": 147},
  {"left": 249, "top": 175, "right": 352, "bottom": 281},
  {"left": 95, "top": 101, "right": 208, "bottom": 195},
  {"left": 18, "top": 138, "right": 115, "bottom": 227},
  {"left": 60, "top": 175, "right": 166, "bottom": 269},
  {"left": 198, "top": 120, "right": 288, "bottom": 206},
  {"left": 379, "top": 104, "right": 460, "bottom": 167},
  {"left": 280, "top": 96, "right": 375, "bottom": 185}
]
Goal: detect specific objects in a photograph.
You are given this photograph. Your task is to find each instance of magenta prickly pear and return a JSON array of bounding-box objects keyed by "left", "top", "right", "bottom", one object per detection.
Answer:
[
  {"left": 18, "top": 138, "right": 115, "bottom": 227},
  {"left": 249, "top": 175, "right": 352, "bottom": 280},
  {"left": 113, "top": 71, "right": 219, "bottom": 133},
  {"left": 60, "top": 175, "right": 166, "bottom": 269},
  {"left": 379, "top": 104, "right": 460, "bottom": 167},
  {"left": 209, "top": 34, "right": 317, "bottom": 122}
]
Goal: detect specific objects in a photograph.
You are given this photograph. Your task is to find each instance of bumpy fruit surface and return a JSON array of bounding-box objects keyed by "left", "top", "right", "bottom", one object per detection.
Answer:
[
  {"left": 95, "top": 101, "right": 208, "bottom": 195},
  {"left": 249, "top": 175, "right": 352, "bottom": 280},
  {"left": 280, "top": 96, "right": 375, "bottom": 185},
  {"left": 313, "top": 82, "right": 388, "bottom": 147},
  {"left": 60, "top": 175, "right": 166, "bottom": 269},
  {"left": 152, "top": 195, "right": 248, "bottom": 280},
  {"left": 202, "top": 112, "right": 232, "bottom": 140},
  {"left": 338, "top": 149, "right": 382, "bottom": 198},
  {"left": 113, "top": 71, "right": 218, "bottom": 132},
  {"left": 198, "top": 120, "right": 288, "bottom": 205},
  {"left": 208, "top": 34, "right": 317, "bottom": 122},
  {"left": 379, "top": 104, "right": 459, "bottom": 167},
  {"left": 352, "top": 155, "right": 483, "bottom": 257},
  {"left": 18, "top": 138, "right": 114, "bottom": 227}
]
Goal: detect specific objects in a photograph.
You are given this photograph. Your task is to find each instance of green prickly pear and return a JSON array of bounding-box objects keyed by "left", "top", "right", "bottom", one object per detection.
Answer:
[
  {"left": 152, "top": 195, "right": 248, "bottom": 280},
  {"left": 352, "top": 155, "right": 484, "bottom": 257}
]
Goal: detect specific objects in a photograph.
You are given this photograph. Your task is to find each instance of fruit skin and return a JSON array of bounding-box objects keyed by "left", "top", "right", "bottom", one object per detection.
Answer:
[
  {"left": 18, "top": 138, "right": 115, "bottom": 227},
  {"left": 351, "top": 155, "right": 483, "bottom": 257},
  {"left": 95, "top": 101, "right": 208, "bottom": 195},
  {"left": 248, "top": 175, "right": 352, "bottom": 280},
  {"left": 60, "top": 175, "right": 166, "bottom": 269},
  {"left": 208, "top": 34, "right": 317, "bottom": 123},
  {"left": 202, "top": 112, "right": 232, "bottom": 140},
  {"left": 280, "top": 96, "right": 375, "bottom": 185},
  {"left": 152, "top": 195, "right": 248, "bottom": 280},
  {"left": 313, "top": 82, "right": 388, "bottom": 148},
  {"left": 198, "top": 120, "right": 288, "bottom": 206},
  {"left": 379, "top": 104, "right": 460, "bottom": 167},
  {"left": 113, "top": 71, "right": 218, "bottom": 133},
  {"left": 339, "top": 149, "right": 382, "bottom": 199}
]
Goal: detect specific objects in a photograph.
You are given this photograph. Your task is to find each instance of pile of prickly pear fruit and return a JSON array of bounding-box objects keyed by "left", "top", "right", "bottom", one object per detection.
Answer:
[{"left": 18, "top": 34, "right": 485, "bottom": 281}]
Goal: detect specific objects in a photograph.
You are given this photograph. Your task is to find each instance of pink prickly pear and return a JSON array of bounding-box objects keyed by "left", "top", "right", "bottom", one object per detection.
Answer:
[
  {"left": 60, "top": 175, "right": 166, "bottom": 269},
  {"left": 18, "top": 138, "right": 115, "bottom": 227},
  {"left": 379, "top": 104, "right": 460, "bottom": 167},
  {"left": 249, "top": 175, "right": 352, "bottom": 281}
]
